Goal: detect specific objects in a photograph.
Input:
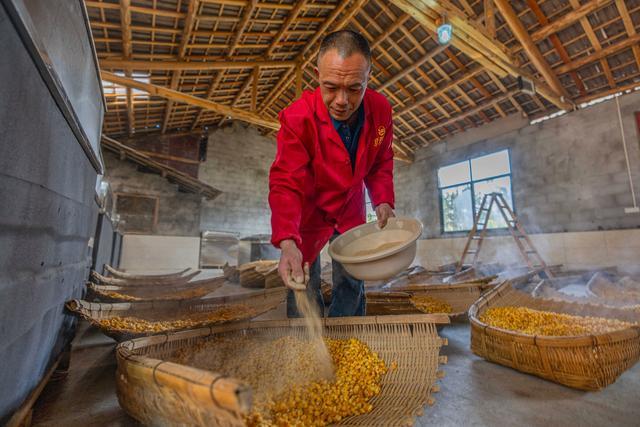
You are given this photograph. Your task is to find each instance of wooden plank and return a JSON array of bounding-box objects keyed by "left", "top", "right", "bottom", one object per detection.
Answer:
[
  {"left": 531, "top": 0, "right": 614, "bottom": 43},
  {"left": 102, "top": 136, "right": 221, "bottom": 199},
  {"left": 101, "top": 71, "right": 280, "bottom": 130},
  {"left": 162, "top": 0, "right": 200, "bottom": 134},
  {"left": 493, "top": 0, "right": 571, "bottom": 103},
  {"left": 554, "top": 33, "right": 640, "bottom": 74},
  {"left": 99, "top": 58, "right": 296, "bottom": 70}
]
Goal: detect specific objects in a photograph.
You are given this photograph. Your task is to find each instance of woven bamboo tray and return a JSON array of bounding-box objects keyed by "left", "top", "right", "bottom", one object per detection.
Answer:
[
  {"left": 469, "top": 281, "right": 640, "bottom": 390},
  {"left": 105, "top": 265, "right": 192, "bottom": 279},
  {"left": 366, "top": 281, "right": 493, "bottom": 319},
  {"left": 66, "top": 287, "right": 286, "bottom": 341},
  {"left": 91, "top": 270, "right": 201, "bottom": 287},
  {"left": 86, "top": 276, "right": 226, "bottom": 303},
  {"left": 115, "top": 314, "right": 449, "bottom": 426}
]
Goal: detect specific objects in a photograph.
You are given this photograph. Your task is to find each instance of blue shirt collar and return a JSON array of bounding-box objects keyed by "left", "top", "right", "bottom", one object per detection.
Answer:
[{"left": 330, "top": 104, "right": 365, "bottom": 133}]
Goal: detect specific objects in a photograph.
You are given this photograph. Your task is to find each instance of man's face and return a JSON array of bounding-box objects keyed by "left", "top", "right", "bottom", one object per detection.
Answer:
[{"left": 315, "top": 49, "right": 370, "bottom": 122}]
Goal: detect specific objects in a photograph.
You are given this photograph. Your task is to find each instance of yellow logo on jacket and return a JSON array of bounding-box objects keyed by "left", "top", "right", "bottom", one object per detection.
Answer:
[{"left": 373, "top": 125, "right": 385, "bottom": 147}]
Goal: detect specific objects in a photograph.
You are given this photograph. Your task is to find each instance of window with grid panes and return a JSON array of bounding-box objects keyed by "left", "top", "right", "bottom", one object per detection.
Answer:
[{"left": 438, "top": 150, "right": 514, "bottom": 233}]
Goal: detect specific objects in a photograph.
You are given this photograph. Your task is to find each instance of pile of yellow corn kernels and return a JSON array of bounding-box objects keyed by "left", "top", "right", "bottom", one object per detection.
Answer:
[
  {"left": 480, "top": 306, "right": 634, "bottom": 336},
  {"left": 97, "top": 304, "right": 254, "bottom": 333},
  {"left": 176, "top": 335, "right": 388, "bottom": 426},
  {"left": 410, "top": 295, "right": 453, "bottom": 314}
]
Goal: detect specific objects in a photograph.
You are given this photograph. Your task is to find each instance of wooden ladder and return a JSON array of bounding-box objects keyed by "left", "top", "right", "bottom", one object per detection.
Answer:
[{"left": 456, "top": 192, "right": 553, "bottom": 278}]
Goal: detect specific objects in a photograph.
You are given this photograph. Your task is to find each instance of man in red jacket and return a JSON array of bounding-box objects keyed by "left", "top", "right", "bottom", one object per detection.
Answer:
[{"left": 269, "top": 30, "right": 395, "bottom": 317}]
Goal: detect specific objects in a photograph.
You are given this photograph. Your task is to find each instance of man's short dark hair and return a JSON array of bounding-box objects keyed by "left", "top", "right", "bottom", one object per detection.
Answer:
[{"left": 317, "top": 30, "right": 371, "bottom": 66}]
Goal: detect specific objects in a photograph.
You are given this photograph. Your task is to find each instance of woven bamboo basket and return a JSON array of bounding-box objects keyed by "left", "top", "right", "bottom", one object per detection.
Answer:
[
  {"left": 91, "top": 270, "right": 201, "bottom": 287},
  {"left": 86, "top": 276, "right": 226, "bottom": 303},
  {"left": 469, "top": 281, "right": 640, "bottom": 390},
  {"left": 105, "top": 265, "right": 192, "bottom": 279},
  {"left": 66, "top": 287, "right": 286, "bottom": 341},
  {"left": 115, "top": 314, "right": 449, "bottom": 426},
  {"left": 366, "top": 281, "right": 493, "bottom": 318}
]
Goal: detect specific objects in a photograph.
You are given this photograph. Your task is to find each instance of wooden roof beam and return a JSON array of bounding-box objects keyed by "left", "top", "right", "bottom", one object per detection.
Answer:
[
  {"left": 101, "top": 71, "right": 280, "bottom": 130},
  {"left": 99, "top": 58, "right": 296, "bottom": 71},
  {"left": 390, "top": 0, "right": 572, "bottom": 111},
  {"left": 190, "top": 0, "right": 257, "bottom": 130},
  {"left": 256, "top": 0, "right": 363, "bottom": 114},
  {"left": 101, "top": 135, "right": 221, "bottom": 199},
  {"left": 531, "top": 0, "right": 614, "bottom": 43},
  {"left": 162, "top": 0, "right": 200, "bottom": 134},
  {"left": 554, "top": 33, "right": 640, "bottom": 74},
  {"left": 614, "top": 0, "right": 640, "bottom": 72},
  {"left": 119, "top": 0, "right": 134, "bottom": 136},
  {"left": 493, "top": 0, "right": 572, "bottom": 107},
  {"left": 527, "top": 0, "right": 586, "bottom": 96}
]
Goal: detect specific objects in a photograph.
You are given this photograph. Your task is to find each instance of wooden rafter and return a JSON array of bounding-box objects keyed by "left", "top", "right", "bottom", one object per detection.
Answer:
[
  {"left": 530, "top": 0, "right": 614, "bottom": 43},
  {"left": 87, "top": 0, "right": 640, "bottom": 154},
  {"left": 493, "top": 0, "right": 572, "bottom": 106},
  {"left": 162, "top": 0, "right": 200, "bottom": 134},
  {"left": 101, "top": 71, "right": 280, "bottom": 130},
  {"left": 120, "top": 0, "right": 134, "bottom": 136}
]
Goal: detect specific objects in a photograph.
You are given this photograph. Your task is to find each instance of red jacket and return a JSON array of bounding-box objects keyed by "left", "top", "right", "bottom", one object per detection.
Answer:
[{"left": 269, "top": 87, "right": 395, "bottom": 263}]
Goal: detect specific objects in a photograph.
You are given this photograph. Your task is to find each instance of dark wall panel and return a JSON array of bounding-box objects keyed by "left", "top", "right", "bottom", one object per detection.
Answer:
[{"left": 0, "top": 4, "right": 100, "bottom": 421}]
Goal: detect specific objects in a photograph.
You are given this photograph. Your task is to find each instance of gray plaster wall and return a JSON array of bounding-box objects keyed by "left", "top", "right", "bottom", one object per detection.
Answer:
[
  {"left": 199, "top": 123, "right": 275, "bottom": 237},
  {"left": 395, "top": 91, "right": 640, "bottom": 238},
  {"left": 103, "top": 152, "right": 202, "bottom": 236},
  {"left": 0, "top": 5, "right": 99, "bottom": 421}
]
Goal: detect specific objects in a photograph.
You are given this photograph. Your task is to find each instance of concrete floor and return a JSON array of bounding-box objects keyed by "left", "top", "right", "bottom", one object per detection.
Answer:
[{"left": 31, "top": 306, "right": 640, "bottom": 427}]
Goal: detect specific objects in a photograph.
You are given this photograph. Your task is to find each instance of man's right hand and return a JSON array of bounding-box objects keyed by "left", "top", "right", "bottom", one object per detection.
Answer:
[{"left": 278, "top": 239, "right": 305, "bottom": 290}]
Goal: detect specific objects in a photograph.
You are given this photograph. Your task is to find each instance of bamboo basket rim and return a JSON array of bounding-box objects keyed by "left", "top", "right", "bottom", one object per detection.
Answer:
[
  {"left": 66, "top": 288, "right": 287, "bottom": 341},
  {"left": 91, "top": 270, "right": 202, "bottom": 287},
  {"left": 105, "top": 265, "right": 193, "bottom": 279},
  {"left": 85, "top": 276, "right": 226, "bottom": 302},
  {"left": 469, "top": 281, "right": 640, "bottom": 346},
  {"left": 115, "top": 314, "right": 449, "bottom": 425}
]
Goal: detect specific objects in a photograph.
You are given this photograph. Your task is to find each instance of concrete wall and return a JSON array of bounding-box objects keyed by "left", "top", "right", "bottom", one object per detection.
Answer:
[
  {"left": 119, "top": 235, "right": 200, "bottom": 273},
  {"left": 395, "top": 91, "right": 640, "bottom": 238},
  {"left": 0, "top": 4, "right": 100, "bottom": 421},
  {"left": 200, "top": 123, "right": 275, "bottom": 237},
  {"left": 103, "top": 151, "right": 202, "bottom": 236}
]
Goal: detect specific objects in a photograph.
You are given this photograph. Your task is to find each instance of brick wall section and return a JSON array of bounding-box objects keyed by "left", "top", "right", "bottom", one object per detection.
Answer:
[
  {"left": 103, "top": 151, "right": 202, "bottom": 236},
  {"left": 395, "top": 90, "right": 640, "bottom": 238},
  {"left": 199, "top": 123, "right": 276, "bottom": 237}
]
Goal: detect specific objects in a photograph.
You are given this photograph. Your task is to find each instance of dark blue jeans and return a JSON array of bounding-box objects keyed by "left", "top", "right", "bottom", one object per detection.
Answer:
[{"left": 286, "top": 235, "right": 366, "bottom": 318}]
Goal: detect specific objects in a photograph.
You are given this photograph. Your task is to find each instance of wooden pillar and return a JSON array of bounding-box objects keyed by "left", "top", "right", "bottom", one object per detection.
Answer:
[{"left": 251, "top": 67, "right": 259, "bottom": 111}]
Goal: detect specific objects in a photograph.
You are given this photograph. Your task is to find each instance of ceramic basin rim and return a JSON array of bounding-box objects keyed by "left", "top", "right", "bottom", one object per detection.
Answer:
[{"left": 328, "top": 217, "right": 423, "bottom": 264}]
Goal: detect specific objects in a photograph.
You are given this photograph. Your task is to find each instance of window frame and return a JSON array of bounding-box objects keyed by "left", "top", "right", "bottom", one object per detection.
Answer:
[
  {"left": 114, "top": 192, "right": 159, "bottom": 234},
  {"left": 438, "top": 149, "right": 515, "bottom": 234}
]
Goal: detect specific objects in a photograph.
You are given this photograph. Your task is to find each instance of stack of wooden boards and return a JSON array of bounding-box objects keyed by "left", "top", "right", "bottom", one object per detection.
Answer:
[{"left": 224, "top": 260, "right": 284, "bottom": 289}]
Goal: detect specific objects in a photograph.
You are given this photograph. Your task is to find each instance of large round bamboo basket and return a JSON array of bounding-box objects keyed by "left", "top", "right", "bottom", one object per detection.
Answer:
[
  {"left": 105, "top": 265, "right": 192, "bottom": 279},
  {"left": 86, "top": 276, "right": 226, "bottom": 302},
  {"left": 66, "top": 287, "right": 286, "bottom": 341},
  {"left": 366, "top": 281, "right": 494, "bottom": 318},
  {"left": 115, "top": 314, "right": 449, "bottom": 426},
  {"left": 91, "top": 270, "right": 202, "bottom": 287},
  {"left": 469, "top": 281, "right": 640, "bottom": 391}
]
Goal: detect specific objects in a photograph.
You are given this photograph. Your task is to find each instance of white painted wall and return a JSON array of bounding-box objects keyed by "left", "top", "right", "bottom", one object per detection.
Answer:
[{"left": 120, "top": 234, "right": 201, "bottom": 273}]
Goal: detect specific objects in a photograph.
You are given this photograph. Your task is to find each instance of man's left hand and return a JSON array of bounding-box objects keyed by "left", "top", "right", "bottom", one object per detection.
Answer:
[{"left": 375, "top": 203, "right": 395, "bottom": 229}]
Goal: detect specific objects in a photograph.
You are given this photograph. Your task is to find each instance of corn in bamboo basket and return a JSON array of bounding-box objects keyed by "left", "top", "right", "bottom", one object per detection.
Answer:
[
  {"left": 469, "top": 280, "right": 640, "bottom": 390},
  {"left": 66, "top": 287, "right": 286, "bottom": 341},
  {"left": 366, "top": 281, "right": 495, "bottom": 319},
  {"left": 115, "top": 314, "right": 449, "bottom": 426},
  {"left": 104, "top": 264, "right": 192, "bottom": 280},
  {"left": 91, "top": 269, "right": 201, "bottom": 287},
  {"left": 86, "top": 276, "right": 226, "bottom": 303}
]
